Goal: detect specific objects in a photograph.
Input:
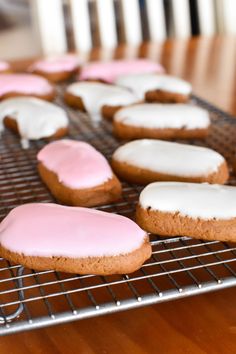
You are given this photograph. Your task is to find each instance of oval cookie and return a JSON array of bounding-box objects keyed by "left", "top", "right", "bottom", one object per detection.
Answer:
[
  {"left": 115, "top": 73, "right": 192, "bottom": 102},
  {"left": 0, "top": 60, "right": 10, "bottom": 73},
  {"left": 0, "top": 73, "right": 55, "bottom": 101},
  {"left": 136, "top": 182, "right": 236, "bottom": 242},
  {"left": 113, "top": 103, "right": 210, "bottom": 140},
  {"left": 0, "top": 203, "right": 151, "bottom": 275},
  {"left": 30, "top": 54, "right": 80, "bottom": 82},
  {"left": 78, "top": 59, "right": 164, "bottom": 83},
  {"left": 64, "top": 81, "right": 138, "bottom": 119},
  {"left": 0, "top": 97, "right": 69, "bottom": 148},
  {"left": 111, "top": 139, "right": 228, "bottom": 185},
  {"left": 37, "top": 139, "right": 122, "bottom": 207}
]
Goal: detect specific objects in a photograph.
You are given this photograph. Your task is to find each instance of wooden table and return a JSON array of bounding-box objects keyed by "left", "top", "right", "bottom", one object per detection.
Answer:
[{"left": 1, "top": 36, "right": 236, "bottom": 354}]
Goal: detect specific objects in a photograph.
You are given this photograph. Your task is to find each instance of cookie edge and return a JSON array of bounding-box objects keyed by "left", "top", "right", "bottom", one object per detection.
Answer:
[
  {"left": 136, "top": 204, "right": 236, "bottom": 242},
  {"left": 111, "top": 158, "right": 229, "bottom": 185},
  {"left": 0, "top": 237, "right": 152, "bottom": 275}
]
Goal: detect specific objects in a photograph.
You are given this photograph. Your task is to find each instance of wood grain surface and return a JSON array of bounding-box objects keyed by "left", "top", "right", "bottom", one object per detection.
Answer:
[{"left": 1, "top": 36, "right": 236, "bottom": 353}]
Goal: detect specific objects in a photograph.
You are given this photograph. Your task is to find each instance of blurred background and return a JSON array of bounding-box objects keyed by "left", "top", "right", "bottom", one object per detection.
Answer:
[{"left": 0, "top": 0, "right": 235, "bottom": 60}]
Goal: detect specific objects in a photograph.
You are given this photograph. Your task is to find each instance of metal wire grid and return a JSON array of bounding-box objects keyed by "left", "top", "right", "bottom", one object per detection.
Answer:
[{"left": 0, "top": 92, "right": 236, "bottom": 335}]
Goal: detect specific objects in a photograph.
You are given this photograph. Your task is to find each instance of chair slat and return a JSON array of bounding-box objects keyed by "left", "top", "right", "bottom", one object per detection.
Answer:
[
  {"left": 146, "top": 0, "right": 166, "bottom": 41},
  {"left": 31, "top": 0, "right": 229, "bottom": 55},
  {"left": 70, "top": 0, "right": 92, "bottom": 52},
  {"left": 120, "top": 0, "right": 142, "bottom": 45},
  {"left": 30, "top": 0, "right": 67, "bottom": 55},
  {"left": 96, "top": 0, "right": 117, "bottom": 49},
  {"left": 197, "top": 0, "right": 216, "bottom": 36},
  {"left": 216, "top": 0, "right": 236, "bottom": 34},
  {"left": 170, "top": 0, "right": 191, "bottom": 38}
]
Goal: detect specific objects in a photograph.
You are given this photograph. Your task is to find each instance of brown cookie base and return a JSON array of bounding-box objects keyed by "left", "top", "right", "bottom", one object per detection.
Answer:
[
  {"left": 38, "top": 162, "right": 122, "bottom": 207},
  {"left": 0, "top": 69, "right": 11, "bottom": 74},
  {"left": 136, "top": 204, "right": 236, "bottom": 243},
  {"left": 3, "top": 116, "right": 68, "bottom": 140},
  {"left": 32, "top": 67, "right": 79, "bottom": 83},
  {"left": 0, "top": 238, "right": 152, "bottom": 275},
  {"left": 64, "top": 92, "right": 126, "bottom": 119},
  {"left": 145, "top": 89, "right": 189, "bottom": 103},
  {"left": 0, "top": 90, "right": 55, "bottom": 102},
  {"left": 113, "top": 121, "right": 209, "bottom": 140},
  {"left": 111, "top": 159, "right": 229, "bottom": 185},
  {"left": 80, "top": 78, "right": 111, "bottom": 84},
  {"left": 101, "top": 105, "right": 124, "bottom": 120},
  {"left": 64, "top": 91, "right": 86, "bottom": 110}
]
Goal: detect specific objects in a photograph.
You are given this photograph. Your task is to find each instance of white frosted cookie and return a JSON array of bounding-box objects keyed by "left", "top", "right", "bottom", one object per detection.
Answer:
[
  {"left": 115, "top": 73, "right": 192, "bottom": 102},
  {"left": 64, "top": 82, "right": 138, "bottom": 119},
  {"left": 0, "top": 97, "right": 69, "bottom": 148},
  {"left": 136, "top": 182, "right": 236, "bottom": 242},
  {"left": 111, "top": 139, "right": 228, "bottom": 185},
  {"left": 113, "top": 103, "right": 210, "bottom": 140}
]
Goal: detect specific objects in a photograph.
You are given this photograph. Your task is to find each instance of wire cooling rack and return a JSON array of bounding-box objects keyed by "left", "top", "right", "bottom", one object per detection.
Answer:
[{"left": 0, "top": 89, "right": 236, "bottom": 335}]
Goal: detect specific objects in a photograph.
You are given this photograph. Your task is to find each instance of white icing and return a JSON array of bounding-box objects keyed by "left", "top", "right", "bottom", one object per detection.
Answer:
[
  {"left": 115, "top": 74, "right": 192, "bottom": 100},
  {"left": 114, "top": 103, "right": 210, "bottom": 129},
  {"left": 139, "top": 182, "right": 236, "bottom": 220},
  {"left": 112, "top": 139, "right": 224, "bottom": 177},
  {"left": 0, "top": 97, "right": 68, "bottom": 148},
  {"left": 66, "top": 82, "right": 138, "bottom": 116}
]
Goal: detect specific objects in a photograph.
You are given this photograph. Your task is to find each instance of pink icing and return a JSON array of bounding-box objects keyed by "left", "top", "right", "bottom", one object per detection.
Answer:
[
  {"left": 0, "top": 203, "right": 146, "bottom": 257},
  {"left": 0, "top": 74, "right": 53, "bottom": 96},
  {"left": 78, "top": 59, "right": 164, "bottom": 83},
  {"left": 30, "top": 54, "right": 80, "bottom": 73},
  {"left": 0, "top": 61, "right": 10, "bottom": 72},
  {"left": 37, "top": 139, "right": 113, "bottom": 189}
]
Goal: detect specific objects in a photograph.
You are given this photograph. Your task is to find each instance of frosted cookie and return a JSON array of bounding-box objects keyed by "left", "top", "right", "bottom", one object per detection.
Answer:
[
  {"left": 37, "top": 139, "right": 122, "bottom": 207},
  {"left": 0, "top": 60, "right": 10, "bottom": 73},
  {"left": 111, "top": 139, "right": 228, "bottom": 185},
  {"left": 0, "top": 203, "right": 151, "bottom": 275},
  {"left": 0, "top": 74, "right": 55, "bottom": 101},
  {"left": 115, "top": 73, "right": 192, "bottom": 102},
  {"left": 29, "top": 54, "right": 80, "bottom": 82},
  {"left": 78, "top": 59, "right": 164, "bottom": 83},
  {"left": 136, "top": 182, "right": 236, "bottom": 242},
  {"left": 113, "top": 104, "right": 210, "bottom": 140},
  {"left": 64, "top": 81, "right": 138, "bottom": 119},
  {"left": 0, "top": 97, "right": 69, "bottom": 148}
]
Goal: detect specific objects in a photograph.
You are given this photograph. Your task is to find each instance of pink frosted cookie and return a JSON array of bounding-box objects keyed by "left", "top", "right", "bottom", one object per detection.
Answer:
[
  {"left": 37, "top": 139, "right": 122, "bottom": 206},
  {"left": 78, "top": 59, "right": 164, "bottom": 83},
  {"left": 29, "top": 54, "right": 81, "bottom": 82},
  {"left": 0, "top": 74, "right": 55, "bottom": 101},
  {"left": 0, "top": 203, "right": 151, "bottom": 274},
  {"left": 0, "top": 61, "right": 10, "bottom": 73}
]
